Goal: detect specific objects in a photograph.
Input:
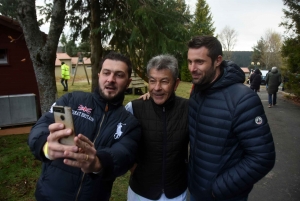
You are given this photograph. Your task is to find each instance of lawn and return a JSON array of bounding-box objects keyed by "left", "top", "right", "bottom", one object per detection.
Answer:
[{"left": 0, "top": 80, "right": 192, "bottom": 201}]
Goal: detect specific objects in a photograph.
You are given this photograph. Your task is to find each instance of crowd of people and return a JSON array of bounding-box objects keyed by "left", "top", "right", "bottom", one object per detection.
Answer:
[{"left": 29, "top": 36, "right": 276, "bottom": 201}]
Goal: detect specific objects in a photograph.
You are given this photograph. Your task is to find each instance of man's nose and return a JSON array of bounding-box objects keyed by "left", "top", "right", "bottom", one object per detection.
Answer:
[
  {"left": 189, "top": 63, "right": 197, "bottom": 72},
  {"left": 107, "top": 74, "right": 116, "bottom": 82},
  {"left": 154, "top": 82, "right": 161, "bottom": 90}
]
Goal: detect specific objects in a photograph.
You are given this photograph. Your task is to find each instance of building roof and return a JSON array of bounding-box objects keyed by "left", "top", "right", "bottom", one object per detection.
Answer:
[
  {"left": 55, "top": 53, "right": 91, "bottom": 66},
  {"left": 0, "top": 15, "right": 22, "bottom": 32},
  {"left": 241, "top": 67, "right": 250, "bottom": 73},
  {"left": 56, "top": 53, "right": 71, "bottom": 60}
]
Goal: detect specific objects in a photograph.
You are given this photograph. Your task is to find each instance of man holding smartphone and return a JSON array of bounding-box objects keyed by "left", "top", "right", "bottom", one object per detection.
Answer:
[{"left": 28, "top": 52, "right": 141, "bottom": 201}]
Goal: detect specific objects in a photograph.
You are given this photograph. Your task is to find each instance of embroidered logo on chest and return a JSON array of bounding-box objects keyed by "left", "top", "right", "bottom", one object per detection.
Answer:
[
  {"left": 114, "top": 123, "right": 126, "bottom": 139},
  {"left": 255, "top": 116, "right": 263, "bottom": 125},
  {"left": 78, "top": 105, "right": 92, "bottom": 114}
]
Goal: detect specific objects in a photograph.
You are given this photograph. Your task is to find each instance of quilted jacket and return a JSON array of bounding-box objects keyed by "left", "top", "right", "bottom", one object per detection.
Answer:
[{"left": 188, "top": 61, "right": 275, "bottom": 200}]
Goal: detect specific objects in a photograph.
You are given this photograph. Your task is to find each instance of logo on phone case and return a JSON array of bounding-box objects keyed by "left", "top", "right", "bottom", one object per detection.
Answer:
[
  {"left": 114, "top": 123, "right": 126, "bottom": 139},
  {"left": 78, "top": 105, "right": 92, "bottom": 114}
]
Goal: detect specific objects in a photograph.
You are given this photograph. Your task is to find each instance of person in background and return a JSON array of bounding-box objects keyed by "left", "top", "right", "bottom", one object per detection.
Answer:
[
  {"left": 61, "top": 61, "right": 70, "bottom": 91},
  {"left": 266, "top": 69, "right": 271, "bottom": 89},
  {"left": 250, "top": 68, "right": 262, "bottom": 93},
  {"left": 126, "top": 54, "right": 189, "bottom": 201},
  {"left": 266, "top": 66, "right": 282, "bottom": 108},
  {"left": 28, "top": 52, "right": 141, "bottom": 201},
  {"left": 187, "top": 36, "right": 275, "bottom": 201}
]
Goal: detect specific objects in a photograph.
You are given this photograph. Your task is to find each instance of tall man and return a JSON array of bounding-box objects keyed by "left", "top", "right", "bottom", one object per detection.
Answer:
[
  {"left": 187, "top": 36, "right": 275, "bottom": 201},
  {"left": 126, "top": 55, "right": 189, "bottom": 201},
  {"left": 28, "top": 52, "right": 141, "bottom": 201}
]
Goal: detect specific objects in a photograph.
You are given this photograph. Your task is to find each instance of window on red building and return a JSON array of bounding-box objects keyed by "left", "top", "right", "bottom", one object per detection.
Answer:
[{"left": 0, "top": 49, "right": 8, "bottom": 65}]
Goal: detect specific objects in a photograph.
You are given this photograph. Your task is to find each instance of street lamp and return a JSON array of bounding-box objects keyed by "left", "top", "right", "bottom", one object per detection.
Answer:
[{"left": 251, "top": 62, "right": 260, "bottom": 70}]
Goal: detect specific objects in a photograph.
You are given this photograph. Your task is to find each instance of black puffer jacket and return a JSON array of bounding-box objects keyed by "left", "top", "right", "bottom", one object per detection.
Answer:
[
  {"left": 128, "top": 94, "right": 189, "bottom": 199},
  {"left": 188, "top": 61, "right": 275, "bottom": 200},
  {"left": 28, "top": 89, "right": 141, "bottom": 201},
  {"left": 250, "top": 69, "right": 262, "bottom": 90}
]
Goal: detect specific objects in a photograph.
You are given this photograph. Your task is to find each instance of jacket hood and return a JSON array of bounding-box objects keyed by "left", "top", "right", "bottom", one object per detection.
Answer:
[
  {"left": 254, "top": 69, "right": 261, "bottom": 74},
  {"left": 209, "top": 60, "right": 245, "bottom": 90},
  {"left": 271, "top": 67, "right": 278, "bottom": 73}
]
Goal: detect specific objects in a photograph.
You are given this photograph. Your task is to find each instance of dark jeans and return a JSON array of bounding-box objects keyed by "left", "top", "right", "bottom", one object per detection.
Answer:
[
  {"left": 190, "top": 194, "right": 248, "bottom": 201},
  {"left": 61, "top": 79, "right": 68, "bottom": 90},
  {"left": 268, "top": 92, "right": 277, "bottom": 105}
]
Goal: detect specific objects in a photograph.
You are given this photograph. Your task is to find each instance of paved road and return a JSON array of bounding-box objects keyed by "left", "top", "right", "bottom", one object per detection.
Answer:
[{"left": 248, "top": 86, "right": 300, "bottom": 201}]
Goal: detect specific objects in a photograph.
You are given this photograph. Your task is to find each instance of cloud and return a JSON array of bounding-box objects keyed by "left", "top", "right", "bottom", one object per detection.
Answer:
[{"left": 187, "top": 0, "right": 286, "bottom": 51}]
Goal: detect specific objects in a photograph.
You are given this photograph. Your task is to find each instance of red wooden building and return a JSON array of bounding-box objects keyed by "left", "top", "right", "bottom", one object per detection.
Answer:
[{"left": 0, "top": 15, "right": 41, "bottom": 118}]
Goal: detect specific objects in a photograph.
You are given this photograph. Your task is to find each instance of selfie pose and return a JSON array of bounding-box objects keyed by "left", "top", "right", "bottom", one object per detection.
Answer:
[{"left": 28, "top": 52, "right": 141, "bottom": 201}]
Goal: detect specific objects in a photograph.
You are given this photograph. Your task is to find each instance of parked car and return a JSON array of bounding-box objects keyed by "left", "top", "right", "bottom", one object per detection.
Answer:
[{"left": 260, "top": 70, "right": 269, "bottom": 85}]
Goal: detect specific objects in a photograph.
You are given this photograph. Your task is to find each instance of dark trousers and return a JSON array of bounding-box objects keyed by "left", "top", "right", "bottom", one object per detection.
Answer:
[
  {"left": 268, "top": 93, "right": 277, "bottom": 105},
  {"left": 61, "top": 79, "right": 68, "bottom": 90}
]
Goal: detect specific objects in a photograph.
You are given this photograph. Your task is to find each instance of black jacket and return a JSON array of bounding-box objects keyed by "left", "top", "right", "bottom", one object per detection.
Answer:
[
  {"left": 188, "top": 61, "right": 275, "bottom": 200},
  {"left": 28, "top": 89, "right": 141, "bottom": 201},
  {"left": 128, "top": 94, "right": 189, "bottom": 199},
  {"left": 250, "top": 69, "right": 262, "bottom": 90}
]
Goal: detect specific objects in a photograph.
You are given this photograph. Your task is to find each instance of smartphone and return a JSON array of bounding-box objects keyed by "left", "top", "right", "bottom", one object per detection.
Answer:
[{"left": 53, "top": 106, "right": 75, "bottom": 145}]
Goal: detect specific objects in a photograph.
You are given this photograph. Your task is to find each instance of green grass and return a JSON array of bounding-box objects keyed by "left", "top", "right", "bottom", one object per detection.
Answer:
[{"left": 0, "top": 80, "right": 192, "bottom": 201}]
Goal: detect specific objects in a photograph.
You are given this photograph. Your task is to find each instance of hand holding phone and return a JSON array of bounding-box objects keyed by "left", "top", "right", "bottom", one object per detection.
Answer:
[{"left": 53, "top": 106, "right": 75, "bottom": 145}]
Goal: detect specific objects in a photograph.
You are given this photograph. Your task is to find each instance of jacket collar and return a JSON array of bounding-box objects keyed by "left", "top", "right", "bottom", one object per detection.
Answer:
[
  {"left": 150, "top": 92, "right": 176, "bottom": 111},
  {"left": 93, "top": 87, "right": 124, "bottom": 111}
]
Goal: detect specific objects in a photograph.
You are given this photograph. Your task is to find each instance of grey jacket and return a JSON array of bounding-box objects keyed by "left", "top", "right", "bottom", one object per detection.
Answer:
[{"left": 266, "top": 67, "right": 281, "bottom": 94}]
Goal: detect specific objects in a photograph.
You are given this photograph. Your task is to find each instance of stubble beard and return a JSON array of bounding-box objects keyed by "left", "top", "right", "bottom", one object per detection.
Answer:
[
  {"left": 98, "top": 85, "right": 126, "bottom": 102},
  {"left": 192, "top": 65, "right": 217, "bottom": 86}
]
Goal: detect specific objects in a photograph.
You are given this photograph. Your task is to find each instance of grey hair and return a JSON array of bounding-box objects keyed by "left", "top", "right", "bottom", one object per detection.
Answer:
[
  {"left": 146, "top": 54, "right": 179, "bottom": 81},
  {"left": 272, "top": 66, "right": 277, "bottom": 70}
]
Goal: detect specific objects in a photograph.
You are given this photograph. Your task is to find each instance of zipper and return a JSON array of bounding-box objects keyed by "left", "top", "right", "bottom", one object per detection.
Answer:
[
  {"left": 162, "top": 106, "right": 166, "bottom": 194},
  {"left": 75, "top": 103, "right": 108, "bottom": 201}
]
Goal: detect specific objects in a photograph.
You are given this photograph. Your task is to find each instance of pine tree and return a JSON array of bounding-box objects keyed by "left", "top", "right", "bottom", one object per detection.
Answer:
[
  {"left": 190, "top": 0, "right": 215, "bottom": 36},
  {"left": 280, "top": 0, "right": 300, "bottom": 96}
]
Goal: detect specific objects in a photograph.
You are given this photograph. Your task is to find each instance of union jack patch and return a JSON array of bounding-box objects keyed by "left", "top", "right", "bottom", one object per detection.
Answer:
[{"left": 78, "top": 105, "right": 92, "bottom": 114}]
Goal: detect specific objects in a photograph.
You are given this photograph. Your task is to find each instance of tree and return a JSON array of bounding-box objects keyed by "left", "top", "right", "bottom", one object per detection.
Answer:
[
  {"left": 280, "top": 0, "right": 300, "bottom": 96},
  {"left": 36, "top": 0, "right": 193, "bottom": 92},
  {"left": 261, "top": 29, "right": 282, "bottom": 69},
  {"left": 0, "top": 0, "right": 18, "bottom": 19},
  {"left": 251, "top": 38, "right": 265, "bottom": 68},
  {"left": 190, "top": 0, "right": 215, "bottom": 36},
  {"left": 107, "top": 0, "right": 191, "bottom": 81},
  {"left": 218, "top": 26, "right": 238, "bottom": 60},
  {"left": 66, "top": 40, "right": 78, "bottom": 56},
  {"left": 60, "top": 32, "right": 68, "bottom": 53},
  {"left": 17, "top": 0, "right": 67, "bottom": 114}
]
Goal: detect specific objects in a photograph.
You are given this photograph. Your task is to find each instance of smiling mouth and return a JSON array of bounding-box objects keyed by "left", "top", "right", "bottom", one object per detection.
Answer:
[{"left": 153, "top": 93, "right": 164, "bottom": 97}]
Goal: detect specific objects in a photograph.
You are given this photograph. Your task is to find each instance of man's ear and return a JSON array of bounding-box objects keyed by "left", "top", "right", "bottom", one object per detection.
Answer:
[
  {"left": 126, "top": 78, "right": 132, "bottom": 89},
  {"left": 174, "top": 78, "right": 180, "bottom": 91},
  {"left": 216, "top": 55, "right": 223, "bottom": 67}
]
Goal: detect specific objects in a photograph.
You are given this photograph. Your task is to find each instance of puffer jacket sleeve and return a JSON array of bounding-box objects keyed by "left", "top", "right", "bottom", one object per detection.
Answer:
[
  {"left": 27, "top": 94, "right": 71, "bottom": 162},
  {"left": 212, "top": 86, "right": 275, "bottom": 198},
  {"left": 94, "top": 111, "right": 141, "bottom": 180}
]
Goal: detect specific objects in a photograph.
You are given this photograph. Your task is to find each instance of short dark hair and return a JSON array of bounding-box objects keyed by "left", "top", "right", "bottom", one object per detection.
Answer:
[
  {"left": 61, "top": 62, "right": 65, "bottom": 65},
  {"left": 99, "top": 51, "right": 132, "bottom": 78},
  {"left": 188, "top": 36, "right": 223, "bottom": 63}
]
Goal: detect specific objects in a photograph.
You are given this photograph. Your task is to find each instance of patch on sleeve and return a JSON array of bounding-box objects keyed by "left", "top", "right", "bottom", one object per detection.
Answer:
[{"left": 255, "top": 116, "right": 263, "bottom": 125}]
